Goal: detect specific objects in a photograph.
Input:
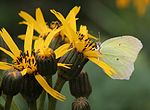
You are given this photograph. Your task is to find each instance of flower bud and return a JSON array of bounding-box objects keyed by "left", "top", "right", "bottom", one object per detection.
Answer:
[
  {"left": 35, "top": 48, "right": 57, "bottom": 76},
  {"left": 72, "top": 97, "right": 91, "bottom": 110},
  {"left": 50, "top": 21, "right": 61, "bottom": 30},
  {"left": 58, "top": 48, "right": 88, "bottom": 80},
  {"left": 49, "top": 35, "right": 65, "bottom": 50},
  {"left": 1, "top": 69, "right": 22, "bottom": 96},
  {"left": 49, "top": 21, "right": 66, "bottom": 50},
  {"left": 21, "top": 74, "right": 42, "bottom": 101},
  {"left": 69, "top": 71, "right": 92, "bottom": 98}
]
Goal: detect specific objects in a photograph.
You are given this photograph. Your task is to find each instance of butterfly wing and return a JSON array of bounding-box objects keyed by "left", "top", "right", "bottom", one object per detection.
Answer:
[{"left": 100, "top": 36, "right": 143, "bottom": 80}]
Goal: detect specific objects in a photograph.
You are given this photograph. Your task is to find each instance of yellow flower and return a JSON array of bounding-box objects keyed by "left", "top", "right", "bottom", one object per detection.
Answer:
[
  {"left": 18, "top": 7, "right": 80, "bottom": 41},
  {"left": 18, "top": 8, "right": 51, "bottom": 39},
  {"left": 0, "top": 24, "right": 65, "bottom": 101},
  {"left": 34, "top": 27, "right": 72, "bottom": 69},
  {"left": 116, "top": 0, "right": 150, "bottom": 16},
  {"left": 50, "top": 7, "right": 116, "bottom": 78}
]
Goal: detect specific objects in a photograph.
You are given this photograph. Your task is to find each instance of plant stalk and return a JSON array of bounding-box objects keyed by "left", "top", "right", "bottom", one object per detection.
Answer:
[
  {"left": 49, "top": 76, "right": 66, "bottom": 110},
  {"left": 47, "top": 76, "right": 53, "bottom": 109},
  {"left": 5, "top": 95, "right": 13, "bottom": 110},
  {"left": 28, "top": 100, "right": 37, "bottom": 110},
  {"left": 38, "top": 91, "right": 46, "bottom": 110}
]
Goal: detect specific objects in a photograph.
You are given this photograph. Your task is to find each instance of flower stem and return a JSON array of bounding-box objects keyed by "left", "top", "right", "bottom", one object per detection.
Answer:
[
  {"left": 28, "top": 100, "right": 37, "bottom": 110},
  {"left": 47, "top": 76, "right": 53, "bottom": 109},
  {"left": 50, "top": 76, "right": 66, "bottom": 110},
  {"left": 38, "top": 91, "right": 46, "bottom": 110},
  {"left": 5, "top": 95, "right": 13, "bottom": 110}
]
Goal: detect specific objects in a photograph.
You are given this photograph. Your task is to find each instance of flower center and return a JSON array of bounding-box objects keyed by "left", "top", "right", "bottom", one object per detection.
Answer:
[
  {"left": 36, "top": 48, "right": 54, "bottom": 59},
  {"left": 75, "top": 33, "right": 96, "bottom": 52},
  {"left": 13, "top": 51, "right": 37, "bottom": 74}
]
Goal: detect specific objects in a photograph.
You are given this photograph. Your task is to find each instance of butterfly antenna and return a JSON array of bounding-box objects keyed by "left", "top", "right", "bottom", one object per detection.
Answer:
[{"left": 98, "top": 32, "right": 101, "bottom": 41}]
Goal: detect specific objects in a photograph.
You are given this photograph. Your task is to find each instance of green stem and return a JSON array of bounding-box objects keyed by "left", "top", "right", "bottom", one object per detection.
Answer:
[
  {"left": 47, "top": 76, "right": 52, "bottom": 109},
  {"left": 5, "top": 95, "right": 13, "bottom": 110},
  {"left": 38, "top": 91, "right": 46, "bottom": 110},
  {"left": 49, "top": 76, "right": 66, "bottom": 110},
  {"left": 28, "top": 100, "right": 37, "bottom": 110}
]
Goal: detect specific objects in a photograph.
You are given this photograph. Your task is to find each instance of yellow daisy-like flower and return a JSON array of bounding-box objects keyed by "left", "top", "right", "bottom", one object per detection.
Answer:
[
  {"left": 18, "top": 7, "right": 80, "bottom": 42},
  {"left": 116, "top": 0, "right": 150, "bottom": 16},
  {"left": 34, "top": 27, "right": 72, "bottom": 68},
  {"left": 18, "top": 8, "right": 51, "bottom": 39},
  {"left": 0, "top": 24, "right": 65, "bottom": 101},
  {"left": 50, "top": 7, "right": 116, "bottom": 78}
]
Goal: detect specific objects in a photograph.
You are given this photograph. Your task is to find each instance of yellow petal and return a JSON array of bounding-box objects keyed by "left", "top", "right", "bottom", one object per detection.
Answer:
[
  {"left": 21, "top": 69, "right": 27, "bottom": 76},
  {"left": 36, "top": 8, "right": 49, "bottom": 34},
  {"left": 19, "top": 11, "right": 42, "bottom": 34},
  {"left": 0, "top": 28, "right": 20, "bottom": 57},
  {"left": 19, "top": 11, "right": 36, "bottom": 23},
  {"left": 0, "top": 47, "right": 16, "bottom": 60},
  {"left": 75, "top": 40, "right": 85, "bottom": 52},
  {"left": 66, "top": 6, "right": 80, "bottom": 31},
  {"left": 57, "top": 63, "right": 72, "bottom": 69},
  {"left": 36, "top": 8, "right": 46, "bottom": 26},
  {"left": 79, "top": 25, "right": 88, "bottom": 36},
  {"left": 0, "top": 62, "right": 13, "bottom": 70},
  {"left": 35, "top": 73, "right": 66, "bottom": 101},
  {"left": 34, "top": 38, "right": 45, "bottom": 52},
  {"left": 88, "top": 57, "right": 116, "bottom": 77},
  {"left": 54, "top": 43, "right": 72, "bottom": 59},
  {"left": 88, "top": 34, "right": 98, "bottom": 40},
  {"left": 44, "top": 28, "right": 61, "bottom": 48},
  {"left": 116, "top": 0, "right": 130, "bottom": 8},
  {"left": 24, "top": 24, "right": 33, "bottom": 56},
  {"left": 50, "top": 10, "right": 76, "bottom": 43},
  {"left": 84, "top": 50, "right": 101, "bottom": 58},
  {"left": 18, "top": 34, "right": 39, "bottom": 40}
]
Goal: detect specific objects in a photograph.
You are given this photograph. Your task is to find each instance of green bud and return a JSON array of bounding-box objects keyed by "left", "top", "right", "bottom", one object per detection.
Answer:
[
  {"left": 69, "top": 71, "right": 92, "bottom": 98},
  {"left": 50, "top": 21, "right": 61, "bottom": 30},
  {"left": 72, "top": 97, "right": 91, "bottom": 110},
  {"left": 58, "top": 48, "right": 88, "bottom": 80},
  {"left": 49, "top": 21, "right": 69, "bottom": 50},
  {"left": 21, "top": 74, "right": 42, "bottom": 102},
  {"left": 35, "top": 48, "right": 57, "bottom": 76},
  {"left": 49, "top": 35, "right": 65, "bottom": 50},
  {"left": 1, "top": 69, "right": 22, "bottom": 96}
]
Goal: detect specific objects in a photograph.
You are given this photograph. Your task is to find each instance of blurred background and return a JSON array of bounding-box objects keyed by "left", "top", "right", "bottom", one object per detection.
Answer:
[{"left": 0, "top": 0, "right": 150, "bottom": 110}]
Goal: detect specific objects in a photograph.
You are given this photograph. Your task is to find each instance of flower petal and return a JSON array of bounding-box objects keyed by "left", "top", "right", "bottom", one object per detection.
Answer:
[
  {"left": 0, "top": 28, "right": 20, "bottom": 57},
  {"left": 88, "top": 57, "right": 116, "bottom": 78},
  {"left": 54, "top": 43, "right": 72, "bottom": 59},
  {"left": 36, "top": 8, "right": 46, "bottom": 26},
  {"left": 34, "top": 38, "right": 45, "bottom": 52},
  {"left": 21, "top": 69, "right": 27, "bottom": 76},
  {"left": 50, "top": 9, "right": 77, "bottom": 43},
  {"left": 79, "top": 25, "right": 88, "bottom": 36},
  {"left": 66, "top": 6, "right": 80, "bottom": 32},
  {"left": 0, "top": 47, "right": 16, "bottom": 60},
  {"left": 36, "top": 8, "right": 50, "bottom": 34},
  {"left": 19, "top": 10, "right": 42, "bottom": 34},
  {"left": 44, "top": 28, "right": 61, "bottom": 48},
  {"left": 18, "top": 34, "right": 39, "bottom": 40},
  {"left": 84, "top": 50, "right": 100, "bottom": 58},
  {"left": 0, "top": 62, "right": 13, "bottom": 70},
  {"left": 88, "top": 34, "right": 98, "bottom": 40},
  {"left": 24, "top": 24, "right": 33, "bottom": 56},
  {"left": 116, "top": 0, "right": 130, "bottom": 8},
  {"left": 57, "top": 63, "right": 72, "bottom": 69},
  {"left": 35, "top": 73, "right": 66, "bottom": 101}
]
